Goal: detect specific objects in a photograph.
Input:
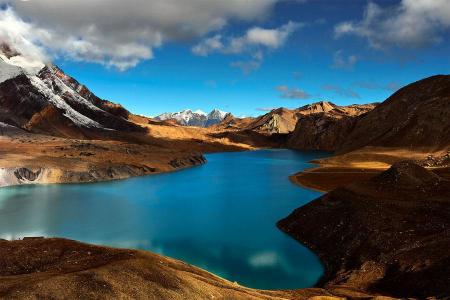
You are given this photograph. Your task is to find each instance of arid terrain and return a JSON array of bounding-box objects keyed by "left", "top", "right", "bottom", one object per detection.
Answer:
[
  {"left": 0, "top": 238, "right": 364, "bottom": 300},
  {"left": 279, "top": 161, "right": 450, "bottom": 298},
  {"left": 1, "top": 42, "right": 450, "bottom": 299}
]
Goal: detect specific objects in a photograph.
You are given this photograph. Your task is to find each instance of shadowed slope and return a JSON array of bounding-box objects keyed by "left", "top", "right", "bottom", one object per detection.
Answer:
[{"left": 278, "top": 161, "right": 450, "bottom": 298}]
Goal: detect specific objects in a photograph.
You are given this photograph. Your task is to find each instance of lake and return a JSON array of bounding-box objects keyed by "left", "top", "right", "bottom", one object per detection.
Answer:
[{"left": 0, "top": 149, "right": 328, "bottom": 290}]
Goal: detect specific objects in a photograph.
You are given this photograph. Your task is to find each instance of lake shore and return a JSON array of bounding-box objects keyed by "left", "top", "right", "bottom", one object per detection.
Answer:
[
  {"left": 290, "top": 146, "right": 450, "bottom": 192},
  {"left": 0, "top": 127, "right": 256, "bottom": 188},
  {"left": 2, "top": 145, "right": 450, "bottom": 298},
  {"left": 279, "top": 160, "right": 450, "bottom": 298},
  {"left": 0, "top": 237, "right": 383, "bottom": 299}
]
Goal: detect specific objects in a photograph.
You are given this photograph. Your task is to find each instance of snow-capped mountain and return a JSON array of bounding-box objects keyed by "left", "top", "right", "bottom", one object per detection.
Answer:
[
  {"left": 0, "top": 43, "right": 142, "bottom": 138},
  {"left": 155, "top": 109, "right": 229, "bottom": 127}
]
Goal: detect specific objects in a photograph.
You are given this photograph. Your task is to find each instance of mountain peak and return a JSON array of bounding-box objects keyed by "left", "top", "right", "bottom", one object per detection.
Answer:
[
  {"left": 155, "top": 108, "right": 229, "bottom": 127},
  {"left": 298, "top": 101, "right": 336, "bottom": 114},
  {"left": 0, "top": 43, "right": 45, "bottom": 83}
]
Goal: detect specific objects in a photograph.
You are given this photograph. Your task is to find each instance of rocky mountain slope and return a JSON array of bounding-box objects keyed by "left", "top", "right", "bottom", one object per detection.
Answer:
[
  {"left": 243, "top": 101, "right": 337, "bottom": 134},
  {"left": 0, "top": 48, "right": 143, "bottom": 140},
  {"left": 287, "top": 103, "right": 376, "bottom": 151},
  {"left": 245, "top": 107, "right": 300, "bottom": 134},
  {"left": 0, "top": 44, "right": 255, "bottom": 188},
  {"left": 155, "top": 109, "right": 229, "bottom": 127},
  {"left": 288, "top": 75, "right": 450, "bottom": 153},
  {"left": 339, "top": 75, "right": 450, "bottom": 152},
  {"left": 278, "top": 161, "right": 450, "bottom": 298},
  {"left": 215, "top": 101, "right": 373, "bottom": 137}
]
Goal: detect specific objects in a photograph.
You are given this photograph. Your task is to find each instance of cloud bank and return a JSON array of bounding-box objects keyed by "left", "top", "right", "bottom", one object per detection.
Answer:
[
  {"left": 0, "top": 0, "right": 280, "bottom": 70},
  {"left": 192, "top": 21, "right": 301, "bottom": 74},
  {"left": 335, "top": 0, "right": 450, "bottom": 49},
  {"left": 192, "top": 21, "right": 301, "bottom": 56}
]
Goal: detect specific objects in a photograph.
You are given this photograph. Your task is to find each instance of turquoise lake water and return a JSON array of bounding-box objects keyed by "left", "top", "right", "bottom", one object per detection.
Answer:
[{"left": 0, "top": 149, "right": 328, "bottom": 289}]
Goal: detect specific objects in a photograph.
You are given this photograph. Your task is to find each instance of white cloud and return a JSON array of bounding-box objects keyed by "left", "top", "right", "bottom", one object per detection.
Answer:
[
  {"left": 246, "top": 21, "right": 300, "bottom": 48},
  {"left": 0, "top": 8, "right": 49, "bottom": 65},
  {"left": 276, "top": 85, "right": 311, "bottom": 99},
  {"left": 192, "top": 35, "right": 224, "bottom": 57},
  {"left": 192, "top": 21, "right": 301, "bottom": 56},
  {"left": 0, "top": 0, "right": 281, "bottom": 70},
  {"left": 335, "top": 0, "right": 450, "bottom": 49},
  {"left": 193, "top": 21, "right": 300, "bottom": 74}
]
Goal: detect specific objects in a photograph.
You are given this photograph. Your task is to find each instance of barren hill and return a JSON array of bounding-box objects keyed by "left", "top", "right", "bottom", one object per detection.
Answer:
[
  {"left": 339, "top": 75, "right": 450, "bottom": 152},
  {"left": 287, "top": 103, "right": 376, "bottom": 151},
  {"left": 278, "top": 161, "right": 450, "bottom": 298}
]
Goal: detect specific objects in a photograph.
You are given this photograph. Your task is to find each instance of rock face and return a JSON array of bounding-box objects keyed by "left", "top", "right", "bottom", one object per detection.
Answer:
[
  {"left": 287, "top": 103, "right": 376, "bottom": 151},
  {"left": 339, "top": 75, "right": 450, "bottom": 152},
  {"left": 13, "top": 168, "right": 42, "bottom": 182},
  {"left": 0, "top": 46, "right": 144, "bottom": 139},
  {"left": 238, "top": 101, "right": 348, "bottom": 135},
  {"left": 288, "top": 75, "right": 450, "bottom": 153},
  {"left": 278, "top": 161, "right": 450, "bottom": 298},
  {"left": 245, "top": 107, "right": 299, "bottom": 134},
  {"left": 155, "top": 109, "right": 229, "bottom": 127}
]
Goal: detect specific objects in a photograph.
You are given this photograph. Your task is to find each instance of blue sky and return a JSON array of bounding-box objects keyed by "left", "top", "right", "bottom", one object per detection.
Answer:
[{"left": 3, "top": 0, "right": 449, "bottom": 117}]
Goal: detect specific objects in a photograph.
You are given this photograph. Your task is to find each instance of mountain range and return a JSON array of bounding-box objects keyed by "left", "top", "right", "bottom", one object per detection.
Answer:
[
  {"left": 0, "top": 43, "right": 142, "bottom": 140},
  {"left": 1, "top": 42, "right": 449, "bottom": 157},
  {"left": 154, "top": 109, "right": 229, "bottom": 127},
  {"left": 1, "top": 41, "right": 450, "bottom": 299}
]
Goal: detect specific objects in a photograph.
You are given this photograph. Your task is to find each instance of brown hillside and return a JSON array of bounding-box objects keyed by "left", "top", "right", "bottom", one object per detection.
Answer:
[
  {"left": 278, "top": 161, "right": 450, "bottom": 298},
  {"left": 339, "top": 75, "right": 450, "bottom": 152}
]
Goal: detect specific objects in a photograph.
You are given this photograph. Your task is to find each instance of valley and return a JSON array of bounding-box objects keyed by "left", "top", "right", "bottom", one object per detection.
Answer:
[{"left": 1, "top": 42, "right": 450, "bottom": 299}]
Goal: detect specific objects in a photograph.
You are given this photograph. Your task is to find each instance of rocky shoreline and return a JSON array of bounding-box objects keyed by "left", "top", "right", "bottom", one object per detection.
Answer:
[
  {"left": 0, "top": 154, "right": 206, "bottom": 188},
  {"left": 278, "top": 161, "right": 450, "bottom": 298}
]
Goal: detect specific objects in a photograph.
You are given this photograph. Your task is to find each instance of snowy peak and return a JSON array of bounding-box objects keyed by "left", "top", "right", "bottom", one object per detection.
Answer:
[
  {"left": 0, "top": 43, "right": 45, "bottom": 83},
  {"left": 155, "top": 109, "right": 229, "bottom": 127},
  {"left": 0, "top": 43, "right": 142, "bottom": 138}
]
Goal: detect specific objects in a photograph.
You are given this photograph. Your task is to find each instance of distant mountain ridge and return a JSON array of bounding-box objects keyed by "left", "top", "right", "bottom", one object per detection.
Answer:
[
  {"left": 287, "top": 75, "right": 450, "bottom": 152},
  {"left": 155, "top": 109, "right": 230, "bottom": 127}
]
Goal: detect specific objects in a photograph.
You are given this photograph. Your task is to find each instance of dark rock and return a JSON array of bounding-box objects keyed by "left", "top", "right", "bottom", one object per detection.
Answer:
[
  {"left": 14, "top": 168, "right": 42, "bottom": 182},
  {"left": 278, "top": 161, "right": 450, "bottom": 298}
]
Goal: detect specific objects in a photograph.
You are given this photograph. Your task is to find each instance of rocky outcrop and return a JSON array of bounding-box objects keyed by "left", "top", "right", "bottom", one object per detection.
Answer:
[
  {"left": 278, "top": 161, "right": 450, "bottom": 298},
  {"left": 287, "top": 103, "right": 376, "bottom": 151},
  {"left": 0, "top": 154, "right": 206, "bottom": 188},
  {"left": 417, "top": 150, "right": 450, "bottom": 167},
  {"left": 246, "top": 108, "right": 299, "bottom": 134},
  {"left": 244, "top": 102, "right": 343, "bottom": 135},
  {"left": 0, "top": 167, "right": 47, "bottom": 187},
  {"left": 169, "top": 154, "right": 206, "bottom": 169},
  {"left": 13, "top": 168, "right": 42, "bottom": 182}
]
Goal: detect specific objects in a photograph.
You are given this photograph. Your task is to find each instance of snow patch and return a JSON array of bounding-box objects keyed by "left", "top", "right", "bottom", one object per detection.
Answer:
[
  {"left": 29, "top": 75, "right": 104, "bottom": 129},
  {"left": 0, "top": 53, "right": 44, "bottom": 83},
  {"left": 0, "top": 55, "right": 22, "bottom": 83},
  {"left": 155, "top": 108, "right": 229, "bottom": 127}
]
